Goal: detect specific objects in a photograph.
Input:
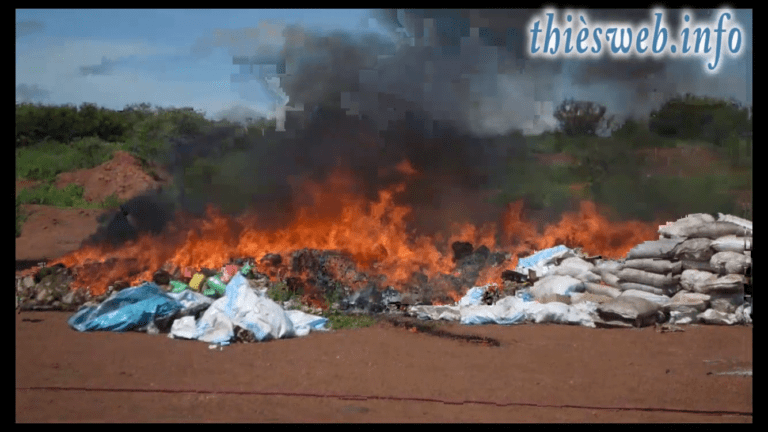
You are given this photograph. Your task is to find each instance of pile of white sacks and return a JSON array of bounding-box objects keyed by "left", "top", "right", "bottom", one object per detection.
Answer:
[{"left": 408, "top": 213, "right": 752, "bottom": 328}]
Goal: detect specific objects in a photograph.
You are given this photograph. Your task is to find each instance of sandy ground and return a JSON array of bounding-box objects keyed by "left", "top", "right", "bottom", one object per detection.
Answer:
[{"left": 16, "top": 312, "right": 751, "bottom": 423}]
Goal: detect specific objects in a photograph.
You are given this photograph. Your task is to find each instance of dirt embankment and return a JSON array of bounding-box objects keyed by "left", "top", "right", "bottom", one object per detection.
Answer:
[{"left": 16, "top": 151, "right": 171, "bottom": 264}]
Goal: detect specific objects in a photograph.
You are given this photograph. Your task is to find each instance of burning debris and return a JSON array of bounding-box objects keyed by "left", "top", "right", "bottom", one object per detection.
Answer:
[{"left": 15, "top": 210, "right": 752, "bottom": 345}]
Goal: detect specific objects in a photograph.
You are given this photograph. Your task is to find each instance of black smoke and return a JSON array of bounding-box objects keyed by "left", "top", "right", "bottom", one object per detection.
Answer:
[{"left": 91, "top": 9, "right": 748, "bottom": 245}]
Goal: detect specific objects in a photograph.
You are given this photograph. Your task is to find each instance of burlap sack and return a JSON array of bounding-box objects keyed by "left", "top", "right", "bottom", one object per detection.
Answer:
[
  {"left": 680, "top": 269, "right": 718, "bottom": 292},
  {"left": 622, "top": 259, "right": 682, "bottom": 275},
  {"left": 695, "top": 274, "right": 746, "bottom": 295},
  {"left": 710, "top": 251, "right": 752, "bottom": 274},
  {"left": 711, "top": 235, "right": 753, "bottom": 253},
  {"left": 672, "top": 238, "right": 714, "bottom": 261},
  {"left": 658, "top": 213, "right": 715, "bottom": 238},
  {"left": 617, "top": 268, "right": 679, "bottom": 288},
  {"left": 626, "top": 238, "right": 684, "bottom": 259}
]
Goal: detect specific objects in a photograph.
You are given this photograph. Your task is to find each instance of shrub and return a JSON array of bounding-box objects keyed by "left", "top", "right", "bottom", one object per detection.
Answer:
[{"left": 649, "top": 94, "right": 751, "bottom": 145}]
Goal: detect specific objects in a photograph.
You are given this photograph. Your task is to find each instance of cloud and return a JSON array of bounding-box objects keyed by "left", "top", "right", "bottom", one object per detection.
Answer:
[{"left": 79, "top": 56, "right": 118, "bottom": 76}]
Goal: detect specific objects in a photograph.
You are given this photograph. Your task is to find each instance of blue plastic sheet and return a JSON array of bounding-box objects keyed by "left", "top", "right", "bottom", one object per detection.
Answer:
[
  {"left": 68, "top": 283, "right": 183, "bottom": 332},
  {"left": 516, "top": 245, "right": 570, "bottom": 269}
]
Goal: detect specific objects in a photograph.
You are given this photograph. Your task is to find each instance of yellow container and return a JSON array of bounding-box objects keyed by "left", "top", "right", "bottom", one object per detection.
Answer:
[{"left": 189, "top": 273, "right": 206, "bottom": 291}]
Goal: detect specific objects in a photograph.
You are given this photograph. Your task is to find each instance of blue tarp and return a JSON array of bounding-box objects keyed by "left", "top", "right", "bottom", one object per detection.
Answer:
[{"left": 68, "top": 283, "right": 183, "bottom": 332}]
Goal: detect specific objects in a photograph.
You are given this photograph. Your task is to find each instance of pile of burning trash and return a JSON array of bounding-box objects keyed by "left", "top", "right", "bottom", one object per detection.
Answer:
[
  {"left": 408, "top": 212, "right": 752, "bottom": 328},
  {"left": 15, "top": 212, "right": 752, "bottom": 343}
]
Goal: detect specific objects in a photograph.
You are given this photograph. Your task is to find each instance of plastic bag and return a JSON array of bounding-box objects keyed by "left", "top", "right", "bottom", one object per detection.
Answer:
[{"left": 69, "top": 283, "right": 182, "bottom": 332}]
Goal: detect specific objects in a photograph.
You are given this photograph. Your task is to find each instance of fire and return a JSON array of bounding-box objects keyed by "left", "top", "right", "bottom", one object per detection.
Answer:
[{"left": 54, "top": 162, "right": 661, "bottom": 297}]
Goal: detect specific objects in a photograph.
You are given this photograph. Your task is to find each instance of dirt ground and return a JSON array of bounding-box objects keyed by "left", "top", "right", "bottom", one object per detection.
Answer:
[{"left": 16, "top": 312, "right": 751, "bottom": 423}]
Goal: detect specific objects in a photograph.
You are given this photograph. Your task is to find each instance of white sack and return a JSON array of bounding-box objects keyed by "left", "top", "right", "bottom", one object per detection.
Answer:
[
  {"left": 680, "top": 269, "right": 718, "bottom": 292},
  {"left": 710, "top": 251, "right": 751, "bottom": 274},
  {"left": 658, "top": 213, "right": 715, "bottom": 238},
  {"left": 530, "top": 275, "right": 585, "bottom": 299},
  {"left": 717, "top": 213, "right": 752, "bottom": 232},
  {"left": 695, "top": 274, "right": 746, "bottom": 295},
  {"left": 711, "top": 235, "right": 753, "bottom": 253}
]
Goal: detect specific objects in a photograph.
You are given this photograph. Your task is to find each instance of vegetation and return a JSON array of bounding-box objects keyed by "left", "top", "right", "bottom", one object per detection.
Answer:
[
  {"left": 266, "top": 281, "right": 299, "bottom": 303},
  {"left": 15, "top": 95, "right": 751, "bottom": 236},
  {"left": 648, "top": 93, "right": 751, "bottom": 145},
  {"left": 16, "top": 181, "right": 123, "bottom": 210},
  {"left": 322, "top": 309, "right": 377, "bottom": 330}
]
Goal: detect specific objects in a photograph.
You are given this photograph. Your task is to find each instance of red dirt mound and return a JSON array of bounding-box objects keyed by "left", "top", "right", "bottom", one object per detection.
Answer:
[
  {"left": 54, "top": 150, "right": 170, "bottom": 203},
  {"left": 16, "top": 151, "right": 172, "bottom": 264}
]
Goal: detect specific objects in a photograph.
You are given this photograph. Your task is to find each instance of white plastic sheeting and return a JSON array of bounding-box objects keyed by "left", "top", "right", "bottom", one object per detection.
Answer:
[
  {"left": 411, "top": 285, "right": 599, "bottom": 328},
  {"left": 169, "top": 273, "right": 328, "bottom": 345}
]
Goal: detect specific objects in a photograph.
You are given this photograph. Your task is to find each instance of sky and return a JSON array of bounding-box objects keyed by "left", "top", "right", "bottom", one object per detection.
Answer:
[{"left": 16, "top": 9, "right": 752, "bottom": 135}]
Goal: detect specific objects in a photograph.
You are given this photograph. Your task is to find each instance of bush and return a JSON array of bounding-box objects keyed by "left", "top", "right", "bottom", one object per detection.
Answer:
[
  {"left": 554, "top": 99, "right": 613, "bottom": 136},
  {"left": 649, "top": 94, "right": 751, "bottom": 145}
]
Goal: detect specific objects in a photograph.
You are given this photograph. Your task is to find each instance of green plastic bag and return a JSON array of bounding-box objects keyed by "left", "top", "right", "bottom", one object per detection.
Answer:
[{"left": 170, "top": 280, "right": 189, "bottom": 293}]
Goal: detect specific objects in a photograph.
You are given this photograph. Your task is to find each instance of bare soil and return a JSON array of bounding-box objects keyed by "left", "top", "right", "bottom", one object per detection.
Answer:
[
  {"left": 16, "top": 312, "right": 752, "bottom": 423},
  {"left": 16, "top": 151, "right": 171, "bottom": 265}
]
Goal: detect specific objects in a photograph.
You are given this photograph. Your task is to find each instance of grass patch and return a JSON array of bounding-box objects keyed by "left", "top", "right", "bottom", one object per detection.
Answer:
[
  {"left": 16, "top": 137, "right": 118, "bottom": 181},
  {"left": 322, "top": 310, "right": 377, "bottom": 330},
  {"left": 16, "top": 182, "right": 125, "bottom": 209},
  {"left": 266, "top": 281, "right": 298, "bottom": 303}
]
